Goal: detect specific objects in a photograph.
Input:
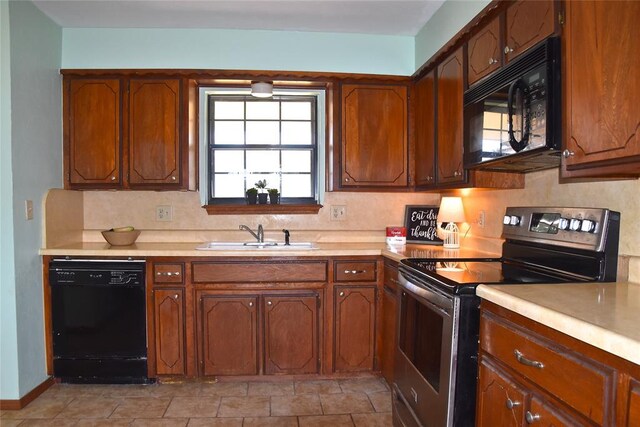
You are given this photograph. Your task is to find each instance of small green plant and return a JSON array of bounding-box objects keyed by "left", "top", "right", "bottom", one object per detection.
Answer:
[
  {"left": 246, "top": 187, "right": 258, "bottom": 195},
  {"left": 268, "top": 188, "right": 279, "bottom": 195}
]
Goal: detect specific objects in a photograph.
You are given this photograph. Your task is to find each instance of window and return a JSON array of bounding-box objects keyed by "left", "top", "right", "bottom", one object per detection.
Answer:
[{"left": 201, "top": 90, "right": 324, "bottom": 206}]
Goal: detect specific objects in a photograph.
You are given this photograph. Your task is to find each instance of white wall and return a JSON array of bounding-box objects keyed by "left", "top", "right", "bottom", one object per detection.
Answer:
[
  {"left": 415, "top": 0, "right": 490, "bottom": 70},
  {"left": 62, "top": 28, "right": 415, "bottom": 76},
  {"left": 1, "top": 0, "right": 62, "bottom": 399}
]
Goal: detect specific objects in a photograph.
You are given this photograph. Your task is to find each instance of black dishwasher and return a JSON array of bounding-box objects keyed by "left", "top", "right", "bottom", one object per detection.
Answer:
[{"left": 50, "top": 259, "right": 151, "bottom": 384}]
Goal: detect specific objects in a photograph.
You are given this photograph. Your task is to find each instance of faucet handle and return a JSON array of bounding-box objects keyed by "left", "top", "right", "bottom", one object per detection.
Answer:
[{"left": 282, "top": 229, "right": 290, "bottom": 246}]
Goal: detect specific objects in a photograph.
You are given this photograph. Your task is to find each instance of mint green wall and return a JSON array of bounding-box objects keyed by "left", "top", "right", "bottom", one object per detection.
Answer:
[
  {"left": 0, "top": 0, "right": 19, "bottom": 399},
  {"left": 415, "top": 0, "right": 490, "bottom": 70},
  {"left": 1, "top": 0, "right": 62, "bottom": 399},
  {"left": 62, "top": 28, "right": 415, "bottom": 75}
]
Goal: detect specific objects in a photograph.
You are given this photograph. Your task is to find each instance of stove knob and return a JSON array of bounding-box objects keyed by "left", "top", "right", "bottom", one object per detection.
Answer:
[
  {"left": 509, "top": 216, "right": 521, "bottom": 226},
  {"left": 503, "top": 215, "right": 511, "bottom": 225},
  {"left": 569, "top": 218, "right": 582, "bottom": 231},
  {"left": 558, "top": 217, "right": 570, "bottom": 230},
  {"left": 581, "top": 219, "right": 597, "bottom": 233}
]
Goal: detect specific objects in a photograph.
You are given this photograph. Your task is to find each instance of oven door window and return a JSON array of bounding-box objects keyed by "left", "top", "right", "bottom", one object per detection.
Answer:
[{"left": 399, "top": 290, "right": 445, "bottom": 392}]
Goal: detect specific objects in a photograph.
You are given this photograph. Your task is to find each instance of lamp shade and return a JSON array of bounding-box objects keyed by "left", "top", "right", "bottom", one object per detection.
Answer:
[
  {"left": 437, "top": 197, "right": 466, "bottom": 223},
  {"left": 251, "top": 81, "right": 273, "bottom": 98}
]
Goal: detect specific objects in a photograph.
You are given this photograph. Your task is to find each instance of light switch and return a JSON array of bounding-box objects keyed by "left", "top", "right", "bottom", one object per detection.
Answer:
[{"left": 25, "top": 200, "right": 33, "bottom": 221}]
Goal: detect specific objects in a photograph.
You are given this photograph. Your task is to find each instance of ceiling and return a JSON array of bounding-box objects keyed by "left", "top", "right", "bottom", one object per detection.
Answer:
[{"left": 32, "top": 0, "right": 445, "bottom": 36}]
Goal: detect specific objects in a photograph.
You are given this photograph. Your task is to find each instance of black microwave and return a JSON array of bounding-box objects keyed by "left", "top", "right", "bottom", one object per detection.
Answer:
[{"left": 463, "top": 37, "right": 561, "bottom": 172}]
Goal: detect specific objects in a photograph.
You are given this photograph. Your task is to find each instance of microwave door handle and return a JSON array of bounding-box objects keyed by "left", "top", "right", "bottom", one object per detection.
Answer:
[{"left": 507, "top": 79, "right": 531, "bottom": 152}]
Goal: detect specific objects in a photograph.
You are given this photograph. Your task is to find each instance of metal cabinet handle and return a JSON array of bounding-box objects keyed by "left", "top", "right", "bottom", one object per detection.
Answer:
[
  {"left": 344, "top": 269, "right": 367, "bottom": 274},
  {"left": 453, "top": 171, "right": 461, "bottom": 177},
  {"left": 248, "top": 302, "right": 253, "bottom": 307},
  {"left": 525, "top": 411, "right": 541, "bottom": 423},
  {"left": 514, "top": 349, "right": 544, "bottom": 369},
  {"left": 339, "top": 291, "right": 345, "bottom": 297},
  {"left": 344, "top": 177, "right": 350, "bottom": 182},
  {"left": 562, "top": 149, "right": 575, "bottom": 158},
  {"left": 505, "top": 46, "right": 514, "bottom": 54},
  {"left": 506, "top": 398, "right": 521, "bottom": 409},
  {"left": 173, "top": 294, "right": 179, "bottom": 300},
  {"left": 267, "top": 301, "right": 272, "bottom": 306},
  {"left": 489, "top": 58, "right": 498, "bottom": 65},
  {"left": 171, "top": 176, "right": 176, "bottom": 181},
  {"left": 157, "top": 271, "right": 180, "bottom": 276},
  {"left": 111, "top": 176, "right": 116, "bottom": 181}
]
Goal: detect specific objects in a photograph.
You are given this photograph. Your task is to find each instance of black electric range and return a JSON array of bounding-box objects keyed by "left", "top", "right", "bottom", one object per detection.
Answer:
[{"left": 392, "top": 207, "right": 621, "bottom": 427}]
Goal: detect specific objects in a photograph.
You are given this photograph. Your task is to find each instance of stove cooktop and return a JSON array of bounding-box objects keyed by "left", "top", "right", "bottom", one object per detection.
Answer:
[{"left": 400, "top": 258, "right": 580, "bottom": 295}]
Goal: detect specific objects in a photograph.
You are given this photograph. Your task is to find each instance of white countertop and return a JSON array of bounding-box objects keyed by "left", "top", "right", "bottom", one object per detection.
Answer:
[{"left": 477, "top": 282, "right": 640, "bottom": 365}]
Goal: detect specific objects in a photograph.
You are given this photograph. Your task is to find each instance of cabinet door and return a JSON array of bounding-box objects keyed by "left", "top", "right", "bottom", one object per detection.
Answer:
[
  {"left": 200, "top": 295, "right": 258, "bottom": 376},
  {"left": 381, "top": 278, "right": 398, "bottom": 385},
  {"left": 436, "top": 48, "right": 466, "bottom": 184},
  {"left": 340, "top": 84, "right": 408, "bottom": 187},
  {"left": 334, "top": 286, "right": 376, "bottom": 372},
  {"left": 476, "top": 358, "right": 527, "bottom": 427},
  {"left": 527, "top": 396, "right": 583, "bottom": 427},
  {"left": 623, "top": 377, "right": 640, "bottom": 427},
  {"left": 128, "top": 78, "right": 182, "bottom": 187},
  {"left": 467, "top": 16, "right": 502, "bottom": 86},
  {"left": 563, "top": 1, "right": 640, "bottom": 175},
  {"left": 264, "top": 293, "right": 320, "bottom": 375},
  {"left": 66, "top": 79, "right": 121, "bottom": 187},
  {"left": 153, "top": 288, "right": 185, "bottom": 375},
  {"left": 414, "top": 70, "right": 436, "bottom": 187},
  {"left": 504, "top": 0, "right": 555, "bottom": 63}
]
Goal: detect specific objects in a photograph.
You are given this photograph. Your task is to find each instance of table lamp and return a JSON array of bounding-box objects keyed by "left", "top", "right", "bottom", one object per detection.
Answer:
[{"left": 437, "top": 197, "right": 466, "bottom": 249}]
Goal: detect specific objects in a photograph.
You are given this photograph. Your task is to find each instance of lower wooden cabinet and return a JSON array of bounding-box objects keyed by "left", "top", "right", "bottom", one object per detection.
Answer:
[
  {"left": 153, "top": 288, "right": 185, "bottom": 375},
  {"left": 479, "top": 302, "right": 640, "bottom": 426},
  {"left": 381, "top": 261, "right": 399, "bottom": 384},
  {"left": 264, "top": 293, "right": 320, "bottom": 375},
  {"left": 199, "top": 295, "right": 258, "bottom": 376},
  {"left": 334, "top": 286, "right": 377, "bottom": 372}
]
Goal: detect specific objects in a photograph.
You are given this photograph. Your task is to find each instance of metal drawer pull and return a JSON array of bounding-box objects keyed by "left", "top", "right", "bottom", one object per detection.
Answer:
[
  {"left": 267, "top": 301, "right": 272, "bottom": 305},
  {"left": 157, "top": 271, "right": 180, "bottom": 276},
  {"left": 506, "top": 398, "right": 520, "bottom": 409},
  {"left": 339, "top": 291, "right": 345, "bottom": 297},
  {"left": 514, "top": 349, "right": 544, "bottom": 369},
  {"left": 344, "top": 269, "right": 367, "bottom": 274},
  {"left": 248, "top": 302, "right": 253, "bottom": 307},
  {"left": 173, "top": 294, "right": 179, "bottom": 300},
  {"left": 525, "top": 411, "right": 541, "bottom": 423}
]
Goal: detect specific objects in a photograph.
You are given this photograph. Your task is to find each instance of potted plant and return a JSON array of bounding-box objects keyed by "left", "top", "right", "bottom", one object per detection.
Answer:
[
  {"left": 255, "top": 179, "right": 268, "bottom": 204},
  {"left": 268, "top": 188, "right": 279, "bottom": 204},
  {"left": 246, "top": 187, "right": 258, "bottom": 205}
]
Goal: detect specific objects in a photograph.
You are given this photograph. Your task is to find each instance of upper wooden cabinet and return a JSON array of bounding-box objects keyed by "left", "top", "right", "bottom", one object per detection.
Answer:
[
  {"left": 561, "top": 0, "right": 640, "bottom": 178},
  {"left": 128, "top": 79, "right": 182, "bottom": 187},
  {"left": 504, "top": 0, "right": 555, "bottom": 64},
  {"left": 63, "top": 75, "right": 188, "bottom": 190},
  {"left": 437, "top": 48, "right": 466, "bottom": 185},
  {"left": 414, "top": 70, "right": 436, "bottom": 186},
  {"left": 65, "top": 79, "right": 121, "bottom": 186},
  {"left": 339, "top": 83, "right": 409, "bottom": 189},
  {"left": 467, "top": 17, "right": 502, "bottom": 86},
  {"left": 467, "top": 0, "right": 556, "bottom": 87}
]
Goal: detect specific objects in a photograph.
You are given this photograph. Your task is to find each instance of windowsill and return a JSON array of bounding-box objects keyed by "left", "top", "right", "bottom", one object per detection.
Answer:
[{"left": 204, "top": 204, "right": 323, "bottom": 215}]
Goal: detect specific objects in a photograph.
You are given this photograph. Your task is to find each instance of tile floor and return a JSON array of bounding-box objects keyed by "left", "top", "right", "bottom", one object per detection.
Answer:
[{"left": 0, "top": 377, "right": 392, "bottom": 426}]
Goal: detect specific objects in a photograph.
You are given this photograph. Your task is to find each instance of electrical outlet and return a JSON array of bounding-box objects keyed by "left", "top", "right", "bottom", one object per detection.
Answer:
[
  {"left": 477, "top": 210, "right": 486, "bottom": 228},
  {"left": 25, "top": 200, "right": 33, "bottom": 221},
  {"left": 330, "top": 205, "right": 347, "bottom": 221},
  {"left": 156, "top": 205, "right": 173, "bottom": 222}
]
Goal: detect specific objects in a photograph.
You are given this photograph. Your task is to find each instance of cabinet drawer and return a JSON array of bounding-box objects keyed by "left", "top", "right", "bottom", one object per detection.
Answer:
[
  {"left": 334, "top": 261, "right": 377, "bottom": 282},
  {"left": 480, "top": 312, "right": 614, "bottom": 425},
  {"left": 192, "top": 261, "right": 327, "bottom": 283},
  {"left": 153, "top": 263, "right": 184, "bottom": 284}
]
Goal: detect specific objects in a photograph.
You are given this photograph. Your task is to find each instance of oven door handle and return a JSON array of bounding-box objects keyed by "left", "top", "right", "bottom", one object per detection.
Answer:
[{"left": 398, "top": 272, "right": 454, "bottom": 316}]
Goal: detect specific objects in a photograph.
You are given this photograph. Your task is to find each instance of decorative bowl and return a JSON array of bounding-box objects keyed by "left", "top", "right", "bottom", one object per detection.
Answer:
[{"left": 101, "top": 229, "right": 141, "bottom": 246}]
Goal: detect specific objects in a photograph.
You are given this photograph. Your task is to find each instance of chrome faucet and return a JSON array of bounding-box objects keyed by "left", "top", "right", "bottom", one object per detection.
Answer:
[{"left": 239, "top": 224, "right": 264, "bottom": 243}]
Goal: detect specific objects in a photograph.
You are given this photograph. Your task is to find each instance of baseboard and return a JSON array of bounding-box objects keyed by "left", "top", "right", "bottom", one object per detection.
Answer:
[{"left": 0, "top": 377, "right": 55, "bottom": 410}]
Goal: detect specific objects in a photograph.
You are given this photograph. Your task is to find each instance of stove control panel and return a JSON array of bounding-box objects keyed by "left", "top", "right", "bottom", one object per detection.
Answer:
[{"left": 501, "top": 207, "right": 620, "bottom": 252}]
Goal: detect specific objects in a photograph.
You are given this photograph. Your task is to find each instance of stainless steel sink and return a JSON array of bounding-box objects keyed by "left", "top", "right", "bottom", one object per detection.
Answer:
[{"left": 196, "top": 242, "right": 317, "bottom": 251}]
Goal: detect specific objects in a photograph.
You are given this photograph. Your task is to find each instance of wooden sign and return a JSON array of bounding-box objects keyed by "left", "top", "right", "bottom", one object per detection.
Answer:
[{"left": 404, "top": 205, "right": 443, "bottom": 245}]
